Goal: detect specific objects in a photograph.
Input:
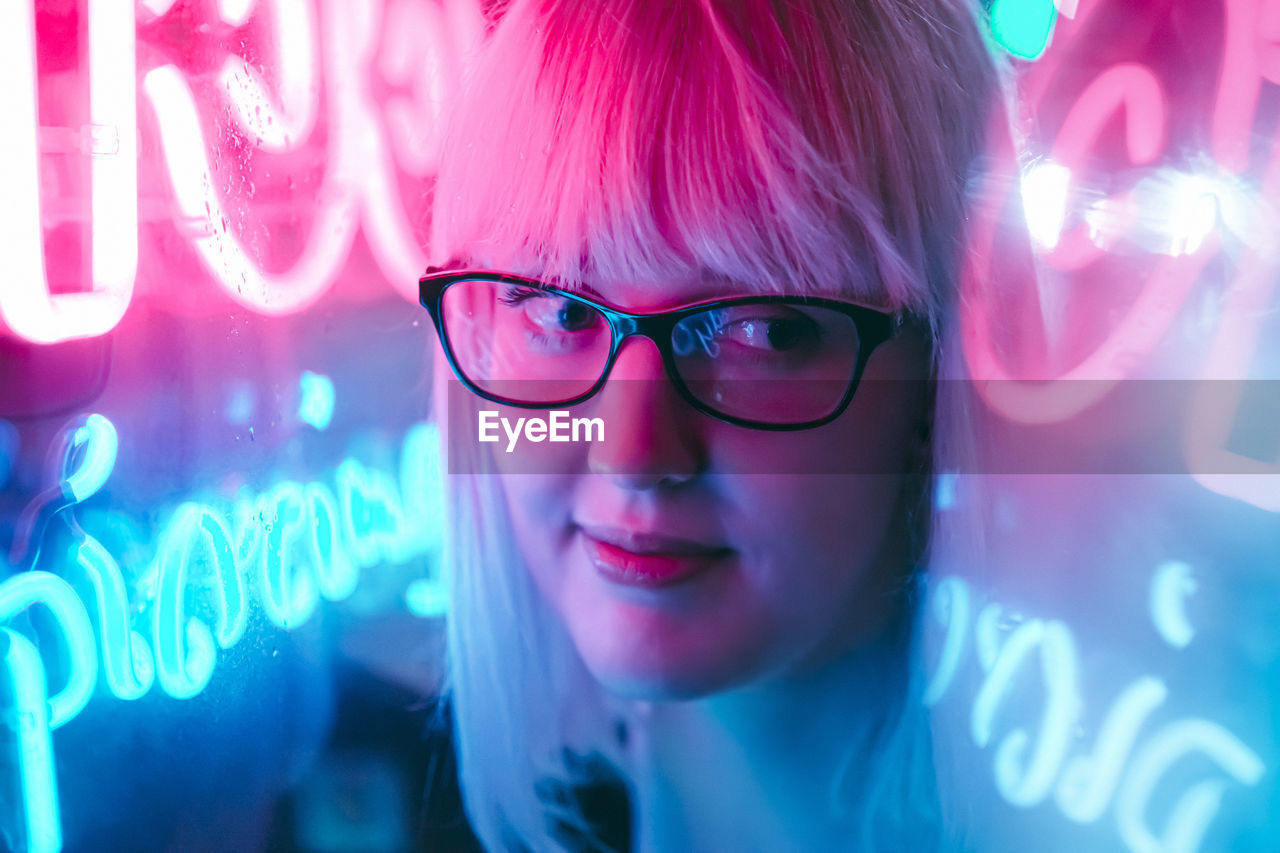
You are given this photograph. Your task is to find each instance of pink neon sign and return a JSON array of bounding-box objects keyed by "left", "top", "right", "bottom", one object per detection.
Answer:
[
  {"left": 0, "top": 0, "right": 138, "bottom": 345},
  {"left": 959, "top": 0, "right": 1280, "bottom": 510},
  {"left": 1, "top": 0, "right": 483, "bottom": 343}
]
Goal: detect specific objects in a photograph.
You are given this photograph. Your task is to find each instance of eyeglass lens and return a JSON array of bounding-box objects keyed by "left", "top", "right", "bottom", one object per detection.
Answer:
[{"left": 440, "top": 279, "right": 862, "bottom": 424}]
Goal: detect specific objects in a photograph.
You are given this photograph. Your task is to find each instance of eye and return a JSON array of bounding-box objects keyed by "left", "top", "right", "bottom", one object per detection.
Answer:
[
  {"left": 500, "top": 286, "right": 601, "bottom": 333},
  {"left": 719, "top": 309, "right": 822, "bottom": 352}
]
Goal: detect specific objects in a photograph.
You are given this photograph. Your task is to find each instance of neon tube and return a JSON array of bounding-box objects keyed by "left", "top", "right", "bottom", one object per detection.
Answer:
[
  {"left": 142, "top": 64, "right": 359, "bottom": 315},
  {"left": 2, "top": 628, "right": 61, "bottom": 853},
  {"left": 1116, "top": 719, "right": 1265, "bottom": 853},
  {"left": 74, "top": 537, "right": 155, "bottom": 701},
  {"left": 256, "top": 483, "right": 320, "bottom": 630},
  {"left": 1055, "top": 677, "right": 1168, "bottom": 823},
  {"left": 218, "top": 0, "right": 320, "bottom": 152},
  {"left": 0, "top": 571, "right": 97, "bottom": 729},
  {"left": 0, "top": 0, "right": 137, "bottom": 344}
]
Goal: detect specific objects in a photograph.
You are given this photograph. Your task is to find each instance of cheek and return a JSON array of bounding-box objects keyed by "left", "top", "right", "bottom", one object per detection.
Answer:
[
  {"left": 497, "top": 470, "right": 581, "bottom": 595},
  {"left": 500, "top": 470, "right": 577, "bottom": 536},
  {"left": 728, "top": 474, "right": 904, "bottom": 586},
  {"left": 721, "top": 473, "right": 910, "bottom": 666}
]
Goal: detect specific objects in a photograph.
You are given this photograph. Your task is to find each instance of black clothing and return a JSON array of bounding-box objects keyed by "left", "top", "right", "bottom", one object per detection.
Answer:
[{"left": 419, "top": 698, "right": 633, "bottom": 853}]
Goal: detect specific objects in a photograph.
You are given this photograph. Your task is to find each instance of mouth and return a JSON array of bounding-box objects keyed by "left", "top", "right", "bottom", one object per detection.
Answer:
[{"left": 578, "top": 524, "right": 733, "bottom": 589}]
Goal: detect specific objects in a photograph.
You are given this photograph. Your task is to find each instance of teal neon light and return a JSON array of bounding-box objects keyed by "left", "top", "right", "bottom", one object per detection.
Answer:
[
  {"left": 306, "top": 482, "right": 358, "bottom": 601},
  {"left": 405, "top": 576, "right": 450, "bottom": 617},
  {"left": 925, "top": 574, "right": 1266, "bottom": 850},
  {"left": 2, "top": 628, "right": 61, "bottom": 853},
  {"left": 61, "top": 414, "right": 118, "bottom": 504},
  {"left": 1, "top": 415, "right": 447, "bottom": 851},
  {"left": 151, "top": 505, "right": 229, "bottom": 699},
  {"left": 298, "top": 371, "right": 335, "bottom": 431},
  {"left": 1055, "top": 677, "right": 1168, "bottom": 823},
  {"left": 922, "top": 575, "right": 969, "bottom": 706},
  {"left": 0, "top": 571, "right": 98, "bottom": 728},
  {"left": 990, "top": 0, "right": 1057, "bottom": 61},
  {"left": 256, "top": 482, "right": 321, "bottom": 630},
  {"left": 74, "top": 537, "right": 154, "bottom": 700}
]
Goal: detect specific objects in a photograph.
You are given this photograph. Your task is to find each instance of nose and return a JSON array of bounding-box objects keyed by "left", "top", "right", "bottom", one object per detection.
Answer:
[{"left": 585, "top": 336, "right": 704, "bottom": 489}]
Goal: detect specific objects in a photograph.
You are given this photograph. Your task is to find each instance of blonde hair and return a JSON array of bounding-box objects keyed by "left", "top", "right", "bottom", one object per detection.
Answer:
[{"left": 428, "top": 0, "right": 1000, "bottom": 848}]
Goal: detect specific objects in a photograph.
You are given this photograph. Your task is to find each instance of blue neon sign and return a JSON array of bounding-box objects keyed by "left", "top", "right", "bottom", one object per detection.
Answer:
[{"left": 0, "top": 412, "right": 446, "bottom": 853}]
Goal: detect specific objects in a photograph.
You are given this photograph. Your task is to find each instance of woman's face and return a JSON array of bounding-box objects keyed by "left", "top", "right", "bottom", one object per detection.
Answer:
[{"left": 487, "top": 273, "right": 933, "bottom": 700}]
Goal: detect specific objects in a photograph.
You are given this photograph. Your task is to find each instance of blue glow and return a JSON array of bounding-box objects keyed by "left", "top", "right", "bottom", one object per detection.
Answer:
[
  {"left": 1150, "top": 560, "right": 1198, "bottom": 648},
  {"left": 9, "top": 413, "right": 118, "bottom": 572},
  {"left": 151, "top": 503, "right": 251, "bottom": 698},
  {"left": 975, "top": 601, "right": 1006, "bottom": 673},
  {"left": 0, "top": 415, "right": 446, "bottom": 847},
  {"left": 336, "top": 458, "right": 412, "bottom": 568},
  {"left": 2, "top": 628, "right": 62, "bottom": 853},
  {"left": 933, "top": 471, "right": 957, "bottom": 511},
  {"left": 61, "top": 413, "right": 118, "bottom": 504},
  {"left": 1116, "top": 719, "right": 1264, "bottom": 853},
  {"left": 0, "top": 418, "right": 17, "bottom": 490},
  {"left": 0, "top": 571, "right": 98, "bottom": 728},
  {"left": 306, "top": 482, "right": 358, "bottom": 602},
  {"left": 1056, "top": 677, "right": 1168, "bottom": 823},
  {"left": 74, "top": 537, "right": 155, "bottom": 700},
  {"left": 152, "top": 514, "right": 220, "bottom": 700},
  {"left": 398, "top": 424, "right": 445, "bottom": 558},
  {"left": 922, "top": 576, "right": 1268, "bottom": 847},
  {"left": 404, "top": 578, "right": 449, "bottom": 618},
  {"left": 972, "top": 618, "right": 1045, "bottom": 748},
  {"left": 971, "top": 619, "right": 1083, "bottom": 808},
  {"left": 990, "top": 622, "right": 1081, "bottom": 808},
  {"left": 298, "top": 370, "right": 335, "bottom": 431},
  {"left": 257, "top": 482, "right": 321, "bottom": 630},
  {"left": 923, "top": 576, "right": 969, "bottom": 706}
]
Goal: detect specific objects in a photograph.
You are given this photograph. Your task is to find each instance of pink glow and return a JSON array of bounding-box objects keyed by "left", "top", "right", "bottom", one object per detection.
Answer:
[
  {"left": 144, "top": 62, "right": 360, "bottom": 316},
  {"left": 958, "top": 2, "right": 1280, "bottom": 514},
  {"left": 3, "top": 0, "right": 481, "bottom": 339},
  {"left": 1045, "top": 64, "right": 1164, "bottom": 271},
  {"left": 137, "top": 0, "right": 482, "bottom": 314},
  {"left": 1185, "top": 154, "right": 1280, "bottom": 509},
  {"left": 0, "top": 0, "right": 138, "bottom": 345},
  {"left": 1213, "top": 0, "right": 1280, "bottom": 173},
  {"left": 218, "top": 0, "right": 320, "bottom": 152}
]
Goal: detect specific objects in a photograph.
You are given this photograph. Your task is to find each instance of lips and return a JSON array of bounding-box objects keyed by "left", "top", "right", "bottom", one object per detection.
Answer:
[{"left": 578, "top": 524, "right": 732, "bottom": 588}]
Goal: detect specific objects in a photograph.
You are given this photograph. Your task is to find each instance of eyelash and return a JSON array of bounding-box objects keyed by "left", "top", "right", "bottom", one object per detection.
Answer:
[{"left": 498, "top": 285, "right": 544, "bottom": 306}]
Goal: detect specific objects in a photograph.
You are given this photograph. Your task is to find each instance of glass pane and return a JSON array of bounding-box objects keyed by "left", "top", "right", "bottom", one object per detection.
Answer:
[
  {"left": 442, "top": 280, "right": 612, "bottom": 404},
  {"left": 673, "top": 303, "right": 859, "bottom": 423}
]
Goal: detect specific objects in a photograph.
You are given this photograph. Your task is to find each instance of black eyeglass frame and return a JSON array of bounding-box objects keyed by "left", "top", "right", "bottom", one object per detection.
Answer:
[{"left": 419, "top": 269, "right": 907, "bottom": 431}]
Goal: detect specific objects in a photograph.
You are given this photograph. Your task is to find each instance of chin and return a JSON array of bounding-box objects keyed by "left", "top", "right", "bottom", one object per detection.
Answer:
[
  {"left": 590, "top": 668, "right": 726, "bottom": 702},
  {"left": 572, "top": 631, "right": 769, "bottom": 703}
]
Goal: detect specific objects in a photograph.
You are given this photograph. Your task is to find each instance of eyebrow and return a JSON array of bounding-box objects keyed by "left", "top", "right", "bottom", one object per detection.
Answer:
[{"left": 433, "top": 257, "right": 894, "bottom": 312}]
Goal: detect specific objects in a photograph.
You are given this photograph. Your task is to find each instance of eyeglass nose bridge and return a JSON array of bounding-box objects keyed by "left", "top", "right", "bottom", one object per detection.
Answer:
[
  {"left": 602, "top": 311, "right": 677, "bottom": 352},
  {"left": 612, "top": 314, "right": 640, "bottom": 338},
  {"left": 598, "top": 310, "right": 683, "bottom": 388}
]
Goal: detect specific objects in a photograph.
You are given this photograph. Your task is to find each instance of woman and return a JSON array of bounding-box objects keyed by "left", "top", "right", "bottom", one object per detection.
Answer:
[{"left": 421, "top": 0, "right": 1000, "bottom": 849}]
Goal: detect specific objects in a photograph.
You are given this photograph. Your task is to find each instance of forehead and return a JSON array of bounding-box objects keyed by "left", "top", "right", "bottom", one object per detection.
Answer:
[{"left": 428, "top": 0, "right": 946, "bottom": 329}]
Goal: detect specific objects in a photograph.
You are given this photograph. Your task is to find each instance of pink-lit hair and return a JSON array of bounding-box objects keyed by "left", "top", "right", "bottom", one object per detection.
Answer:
[{"left": 428, "top": 0, "right": 1000, "bottom": 849}]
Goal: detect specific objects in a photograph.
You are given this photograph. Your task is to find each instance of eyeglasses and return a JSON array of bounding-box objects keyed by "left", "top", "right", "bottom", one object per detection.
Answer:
[{"left": 419, "top": 269, "right": 906, "bottom": 430}]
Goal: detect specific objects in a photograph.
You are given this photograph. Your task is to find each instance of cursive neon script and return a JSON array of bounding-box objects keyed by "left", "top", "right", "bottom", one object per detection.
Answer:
[
  {"left": 923, "top": 575, "right": 1265, "bottom": 853},
  {"left": 0, "top": 0, "right": 484, "bottom": 343},
  {"left": 0, "top": 413, "right": 445, "bottom": 853}
]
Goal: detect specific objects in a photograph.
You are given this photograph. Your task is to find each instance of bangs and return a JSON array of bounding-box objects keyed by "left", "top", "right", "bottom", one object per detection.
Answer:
[{"left": 430, "top": 0, "right": 934, "bottom": 313}]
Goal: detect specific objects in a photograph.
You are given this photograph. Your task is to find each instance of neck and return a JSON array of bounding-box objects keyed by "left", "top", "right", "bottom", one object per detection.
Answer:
[{"left": 629, "top": 622, "right": 919, "bottom": 852}]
